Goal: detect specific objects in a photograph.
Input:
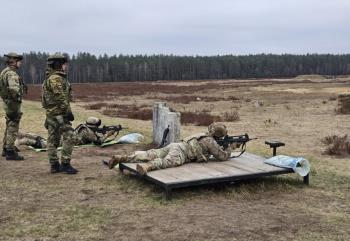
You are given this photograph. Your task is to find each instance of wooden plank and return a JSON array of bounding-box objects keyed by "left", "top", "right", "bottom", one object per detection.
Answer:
[
  {"left": 206, "top": 162, "right": 254, "bottom": 175},
  {"left": 233, "top": 158, "right": 288, "bottom": 172},
  {"left": 121, "top": 152, "right": 292, "bottom": 186}
]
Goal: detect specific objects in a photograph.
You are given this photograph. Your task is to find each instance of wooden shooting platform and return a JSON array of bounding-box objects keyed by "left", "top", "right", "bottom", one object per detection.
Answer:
[{"left": 119, "top": 152, "right": 309, "bottom": 200}]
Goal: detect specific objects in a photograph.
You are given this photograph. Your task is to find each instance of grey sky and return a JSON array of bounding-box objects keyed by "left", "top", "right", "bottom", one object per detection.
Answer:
[{"left": 1, "top": 0, "right": 349, "bottom": 55}]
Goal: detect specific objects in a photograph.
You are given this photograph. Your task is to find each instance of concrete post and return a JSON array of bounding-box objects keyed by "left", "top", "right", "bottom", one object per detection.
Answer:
[{"left": 153, "top": 102, "right": 181, "bottom": 146}]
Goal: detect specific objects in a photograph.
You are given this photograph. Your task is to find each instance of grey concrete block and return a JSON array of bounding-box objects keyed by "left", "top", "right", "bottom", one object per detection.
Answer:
[{"left": 153, "top": 102, "right": 181, "bottom": 146}]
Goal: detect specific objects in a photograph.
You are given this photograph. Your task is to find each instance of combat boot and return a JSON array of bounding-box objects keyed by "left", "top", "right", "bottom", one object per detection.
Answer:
[
  {"left": 108, "top": 155, "right": 128, "bottom": 169},
  {"left": 5, "top": 150, "right": 24, "bottom": 161},
  {"left": 136, "top": 163, "right": 155, "bottom": 176},
  {"left": 60, "top": 162, "right": 78, "bottom": 175},
  {"left": 50, "top": 162, "right": 61, "bottom": 174},
  {"left": 2, "top": 148, "right": 6, "bottom": 157}
]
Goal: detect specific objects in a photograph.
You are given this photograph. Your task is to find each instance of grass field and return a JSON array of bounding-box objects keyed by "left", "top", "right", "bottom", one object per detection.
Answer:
[{"left": 1, "top": 77, "right": 349, "bottom": 241}]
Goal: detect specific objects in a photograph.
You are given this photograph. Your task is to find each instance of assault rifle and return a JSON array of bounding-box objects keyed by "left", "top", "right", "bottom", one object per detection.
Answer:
[
  {"left": 158, "top": 125, "right": 170, "bottom": 148},
  {"left": 95, "top": 125, "right": 125, "bottom": 135},
  {"left": 215, "top": 133, "right": 257, "bottom": 157}
]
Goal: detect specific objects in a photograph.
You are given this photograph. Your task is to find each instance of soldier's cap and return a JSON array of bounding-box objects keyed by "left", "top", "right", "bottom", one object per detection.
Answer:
[
  {"left": 47, "top": 53, "right": 68, "bottom": 63},
  {"left": 86, "top": 117, "right": 101, "bottom": 127},
  {"left": 4, "top": 52, "right": 23, "bottom": 61},
  {"left": 208, "top": 123, "right": 228, "bottom": 138}
]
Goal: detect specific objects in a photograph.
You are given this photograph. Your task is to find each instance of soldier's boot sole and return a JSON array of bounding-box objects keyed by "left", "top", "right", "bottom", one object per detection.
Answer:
[{"left": 108, "top": 155, "right": 128, "bottom": 169}]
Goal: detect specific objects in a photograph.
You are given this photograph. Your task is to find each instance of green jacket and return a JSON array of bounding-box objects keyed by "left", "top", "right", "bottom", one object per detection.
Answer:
[
  {"left": 42, "top": 70, "right": 72, "bottom": 117},
  {"left": 0, "top": 66, "right": 24, "bottom": 102}
]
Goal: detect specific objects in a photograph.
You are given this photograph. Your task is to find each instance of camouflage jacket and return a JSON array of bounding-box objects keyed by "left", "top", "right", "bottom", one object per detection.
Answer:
[
  {"left": 184, "top": 133, "right": 232, "bottom": 162},
  {"left": 42, "top": 71, "right": 72, "bottom": 117},
  {"left": 74, "top": 124, "right": 111, "bottom": 145},
  {"left": 0, "top": 66, "right": 24, "bottom": 102}
]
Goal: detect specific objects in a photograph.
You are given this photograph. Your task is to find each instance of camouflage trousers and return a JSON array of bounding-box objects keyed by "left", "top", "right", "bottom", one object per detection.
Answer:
[
  {"left": 15, "top": 131, "right": 47, "bottom": 149},
  {"left": 127, "top": 142, "right": 189, "bottom": 170},
  {"left": 45, "top": 116, "right": 74, "bottom": 165},
  {"left": 2, "top": 100, "right": 22, "bottom": 151}
]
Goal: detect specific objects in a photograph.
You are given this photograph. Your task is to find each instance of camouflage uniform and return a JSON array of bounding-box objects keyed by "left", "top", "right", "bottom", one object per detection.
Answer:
[
  {"left": 42, "top": 69, "right": 75, "bottom": 165},
  {"left": 123, "top": 133, "right": 232, "bottom": 170},
  {"left": 15, "top": 131, "right": 47, "bottom": 149},
  {"left": 107, "top": 123, "right": 234, "bottom": 174},
  {"left": 74, "top": 124, "right": 115, "bottom": 145},
  {"left": 0, "top": 64, "right": 24, "bottom": 154}
]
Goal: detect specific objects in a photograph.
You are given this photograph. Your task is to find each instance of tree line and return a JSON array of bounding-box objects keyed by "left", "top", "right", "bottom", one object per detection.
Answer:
[{"left": 1, "top": 52, "right": 350, "bottom": 84}]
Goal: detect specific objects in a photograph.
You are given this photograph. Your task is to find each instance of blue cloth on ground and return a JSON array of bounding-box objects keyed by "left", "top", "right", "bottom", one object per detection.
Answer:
[{"left": 264, "top": 155, "right": 311, "bottom": 177}]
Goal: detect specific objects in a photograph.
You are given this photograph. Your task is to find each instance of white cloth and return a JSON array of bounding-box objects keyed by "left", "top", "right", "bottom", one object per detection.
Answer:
[
  {"left": 264, "top": 155, "right": 311, "bottom": 177},
  {"left": 116, "top": 133, "right": 144, "bottom": 144}
]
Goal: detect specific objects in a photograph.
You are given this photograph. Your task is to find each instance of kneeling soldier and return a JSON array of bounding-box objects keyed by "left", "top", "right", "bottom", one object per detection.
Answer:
[{"left": 106, "top": 123, "right": 238, "bottom": 175}]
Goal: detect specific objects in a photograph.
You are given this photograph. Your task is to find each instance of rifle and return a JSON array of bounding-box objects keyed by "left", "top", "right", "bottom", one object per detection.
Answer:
[
  {"left": 158, "top": 125, "right": 170, "bottom": 148},
  {"left": 215, "top": 133, "right": 257, "bottom": 157},
  {"left": 95, "top": 125, "right": 125, "bottom": 135}
]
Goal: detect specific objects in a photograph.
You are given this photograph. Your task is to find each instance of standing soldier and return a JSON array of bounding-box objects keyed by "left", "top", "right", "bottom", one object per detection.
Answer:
[
  {"left": 42, "top": 53, "right": 77, "bottom": 174},
  {"left": 0, "top": 52, "right": 25, "bottom": 160}
]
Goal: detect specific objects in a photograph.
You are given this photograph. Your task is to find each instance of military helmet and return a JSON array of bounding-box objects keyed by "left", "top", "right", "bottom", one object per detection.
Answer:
[
  {"left": 86, "top": 117, "right": 101, "bottom": 127},
  {"left": 47, "top": 53, "right": 68, "bottom": 64},
  {"left": 208, "top": 123, "right": 228, "bottom": 138},
  {"left": 4, "top": 52, "right": 23, "bottom": 61}
]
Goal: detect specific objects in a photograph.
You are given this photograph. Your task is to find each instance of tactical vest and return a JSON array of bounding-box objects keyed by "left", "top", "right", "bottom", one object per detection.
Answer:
[
  {"left": 74, "top": 124, "right": 95, "bottom": 133},
  {"left": 183, "top": 133, "right": 209, "bottom": 162},
  {"left": 0, "top": 68, "right": 9, "bottom": 98},
  {"left": 42, "top": 71, "right": 71, "bottom": 116},
  {"left": 0, "top": 67, "right": 20, "bottom": 100}
]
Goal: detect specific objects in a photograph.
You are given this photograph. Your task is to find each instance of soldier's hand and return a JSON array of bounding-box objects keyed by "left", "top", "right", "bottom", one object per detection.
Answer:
[
  {"left": 229, "top": 143, "right": 241, "bottom": 150},
  {"left": 55, "top": 115, "right": 65, "bottom": 125},
  {"left": 66, "top": 111, "right": 75, "bottom": 122}
]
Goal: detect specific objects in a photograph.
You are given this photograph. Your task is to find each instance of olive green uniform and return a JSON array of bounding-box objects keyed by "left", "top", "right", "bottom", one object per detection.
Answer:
[
  {"left": 0, "top": 66, "right": 24, "bottom": 152},
  {"left": 117, "top": 133, "right": 233, "bottom": 170},
  {"left": 42, "top": 70, "right": 74, "bottom": 165}
]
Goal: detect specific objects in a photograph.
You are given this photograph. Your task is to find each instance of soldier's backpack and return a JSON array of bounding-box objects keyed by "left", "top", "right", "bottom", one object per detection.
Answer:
[{"left": 0, "top": 69, "right": 9, "bottom": 99}]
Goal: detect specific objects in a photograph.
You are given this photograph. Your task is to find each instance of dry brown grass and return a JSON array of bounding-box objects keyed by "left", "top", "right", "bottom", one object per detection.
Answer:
[
  {"left": 2, "top": 78, "right": 350, "bottom": 241},
  {"left": 322, "top": 135, "right": 350, "bottom": 156},
  {"left": 337, "top": 94, "right": 350, "bottom": 114}
]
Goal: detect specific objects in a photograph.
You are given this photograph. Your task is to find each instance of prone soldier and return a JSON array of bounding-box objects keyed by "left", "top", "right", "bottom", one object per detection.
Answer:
[
  {"left": 74, "top": 117, "right": 119, "bottom": 145},
  {"left": 106, "top": 123, "right": 239, "bottom": 175},
  {"left": 0, "top": 52, "right": 25, "bottom": 160},
  {"left": 14, "top": 117, "right": 119, "bottom": 150}
]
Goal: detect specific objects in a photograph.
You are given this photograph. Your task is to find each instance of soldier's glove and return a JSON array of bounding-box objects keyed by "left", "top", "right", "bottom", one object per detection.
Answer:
[
  {"left": 6, "top": 112, "right": 21, "bottom": 122},
  {"left": 229, "top": 143, "right": 241, "bottom": 150},
  {"left": 66, "top": 111, "right": 75, "bottom": 122},
  {"left": 93, "top": 139, "right": 102, "bottom": 146}
]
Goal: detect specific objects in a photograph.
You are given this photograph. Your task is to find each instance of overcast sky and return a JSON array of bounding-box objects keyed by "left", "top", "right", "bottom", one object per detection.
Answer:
[{"left": 1, "top": 0, "right": 349, "bottom": 56}]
